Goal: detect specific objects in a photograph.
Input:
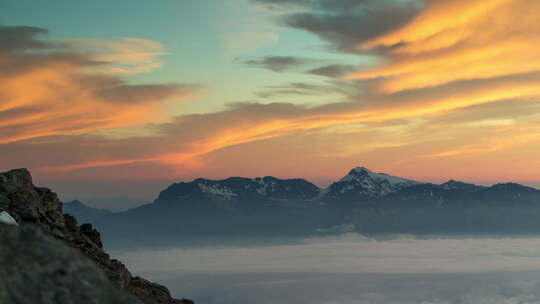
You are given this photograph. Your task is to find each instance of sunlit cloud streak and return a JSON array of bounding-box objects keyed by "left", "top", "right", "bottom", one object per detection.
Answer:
[
  {"left": 3, "top": 0, "right": 540, "bottom": 185},
  {"left": 0, "top": 26, "right": 197, "bottom": 144},
  {"left": 355, "top": 0, "right": 540, "bottom": 92},
  {"left": 60, "top": 37, "right": 168, "bottom": 75}
]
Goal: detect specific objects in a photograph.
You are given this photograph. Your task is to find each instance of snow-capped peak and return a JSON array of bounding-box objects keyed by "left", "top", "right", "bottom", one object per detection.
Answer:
[
  {"left": 322, "top": 167, "right": 423, "bottom": 199},
  {"left": 340, "top": 167, "right": 420, "bottom": 187}
]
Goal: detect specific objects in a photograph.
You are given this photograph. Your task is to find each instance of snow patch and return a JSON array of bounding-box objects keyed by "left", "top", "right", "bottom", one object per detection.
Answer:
[
  {"left": 198, "top": 183, "right": 238, "bottom": 199},
  {"left": 0, "top": 211, "right": 18, "bottom": 226},
  {"left": 254, "top": 178, "right": 277, "bottom": 196},
  {"left": 340, "top": 184, "right": 356, "bottom": 194}
]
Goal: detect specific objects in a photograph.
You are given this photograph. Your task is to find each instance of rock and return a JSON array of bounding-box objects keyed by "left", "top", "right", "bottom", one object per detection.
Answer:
[
  {"left": 0, "top": 169, "right": 67, "bottom": 236},
  {"left": 80, "top": 223, "right": 103, "bottom": 248},
  {"left": 0, "top": 168, "right": 193, "bottom": 304},
  {"left": 128, "top": 277, "right": 195, "bottom": 304},
  {"left": 0, "top": 223, "right": 141, "bottom": 304}
]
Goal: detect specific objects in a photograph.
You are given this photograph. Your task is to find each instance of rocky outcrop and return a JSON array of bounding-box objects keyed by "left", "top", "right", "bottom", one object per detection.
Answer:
[
  {"left": 0, "top": 168, "right": 193, "bottom": 304},
  {"left": 0, "top": 222, "right": 140, "bottom": 304}
]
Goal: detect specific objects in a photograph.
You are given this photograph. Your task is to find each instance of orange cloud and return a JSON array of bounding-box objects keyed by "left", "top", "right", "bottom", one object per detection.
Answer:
[
  {"left": 354, "top": 0, "right": 540, "bottom": 93},
  {"left": 61, "top": 37, "right": 167, "bottom": 75},
  {"left": 156, "top": 79, "right": 540, "bottom": 168},
  {"left": 361, "top": 0, "right": 512, "bottom": 49},
  {"left": 40, "top": 158, "right": 160, "bottom": 173},
  {"left": 0, "top": 26, "right": 196, "bottom": 145},
  {"left": 5, "top": 2, "right": 540, "bottom": 185},
  {"left": 36, "top": 71, "right": 540, "bottom": 174}
]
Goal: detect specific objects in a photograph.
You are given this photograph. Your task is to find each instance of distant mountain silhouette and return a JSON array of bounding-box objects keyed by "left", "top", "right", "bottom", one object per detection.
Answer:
[
  {"left": 80, "top": 167, "right": 540, "bottom": 247},
  {"left": 63, "top": 200, "right": 113, "bottom": 224}
]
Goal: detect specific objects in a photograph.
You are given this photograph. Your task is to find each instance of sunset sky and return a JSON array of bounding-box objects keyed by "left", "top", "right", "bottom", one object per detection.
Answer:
[{"left": 2, "top": 0, "right": 540, "bottom": 203}]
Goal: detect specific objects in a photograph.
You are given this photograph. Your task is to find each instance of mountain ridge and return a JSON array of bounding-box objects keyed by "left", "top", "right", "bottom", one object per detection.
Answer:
[
  {"left": 152, "top": 167, "right": 538, "bottom": 204},
  {"left": 77, "top": 166, "right": 540, "bottom": 248}
]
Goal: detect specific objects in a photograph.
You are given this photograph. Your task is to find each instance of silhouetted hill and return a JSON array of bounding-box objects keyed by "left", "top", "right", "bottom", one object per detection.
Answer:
[{"left": 63, "top": 200, "right": 113, "bottom": 224}]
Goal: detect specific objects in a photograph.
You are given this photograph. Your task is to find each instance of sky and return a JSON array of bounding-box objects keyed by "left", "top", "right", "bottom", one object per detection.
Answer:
[{"left": 1, "top": 0, "right": 540, "bottom": 202}]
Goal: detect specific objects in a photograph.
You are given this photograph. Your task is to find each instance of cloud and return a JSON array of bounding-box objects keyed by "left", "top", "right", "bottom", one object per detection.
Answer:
[
  {"left": 118, "top": 234, "right": 540, "bottom": 273},
  {"left": 254, "top": 81, "right": 358, "bottom": 98},
  {"left": 18, "top": 79, "right": 540, "bottom": 180},
  {"left": 307, "top": 64, "right": 358, "bottom": 78},
  {"left": 5, "top": 70, "right": 537, "bottom": 179},
  {"left": 115, "top": 235, "right": 540, "bottom": 304},
  {"left": 242, "top": 56, "right": 360, "bottom": 79},
  {"left": 4, "top": 0, "right": 540, "bottom": 186},
  {"left": 94, "top": 84, "right": 197, "bottom": 104},
  {"left": 155, "top": 271, "right": 540, "bottom": 304},
  {"left": 60, "top": 37, "right": 169, "bottom": 75},
  {"left": 253, "top": 0, "right": 422, "bottom": 52},
  {"left": 1, "top": 102, "right": 310, "bottom": 176},
  {"left": 0, "top": 26, "right": 197, "bottom": 144},
  {"left": 243, "top": 56, "right": 315, "bottom": 72},
  {"left": 0, "top": 26, "right": 49, "bottom": 53},
  {"left": 353, "top": 0, "right": 540, "bottom": 93}
]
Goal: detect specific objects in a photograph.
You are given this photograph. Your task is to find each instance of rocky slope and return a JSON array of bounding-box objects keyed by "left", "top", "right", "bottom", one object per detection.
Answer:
[
  {"left": 0, "top": 222, "right": 141, "bottom": 304},
  {"left": 0, "top": 168, "right": 193, "bottom": 304}
]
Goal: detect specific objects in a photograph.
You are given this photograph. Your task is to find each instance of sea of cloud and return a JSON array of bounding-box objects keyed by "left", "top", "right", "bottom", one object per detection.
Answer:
[{"left": 114, "top": 234, "right": 540, "bottom": 304}]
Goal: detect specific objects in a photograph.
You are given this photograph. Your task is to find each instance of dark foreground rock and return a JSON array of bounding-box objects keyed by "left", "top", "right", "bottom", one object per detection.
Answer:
[
  {"left": 0, "top": 223, "right": 140, "bottom": 304},
  {"left": 0, "top": 168, "right": 193, "bottom": 304}
]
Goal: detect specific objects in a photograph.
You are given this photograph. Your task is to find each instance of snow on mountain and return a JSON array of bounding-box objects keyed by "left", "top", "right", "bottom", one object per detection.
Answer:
[
  {"left": 198, "top": 183, "right": 238, "bottom": 199},
  {"left": 253, "top": 177, "right": 277, "bottom": 196},
  {"left": 161, "top": 167, "right": 425, "bottom": 203},
  {"left": 156, "top": 176, "right": 321, "bottom": 203},
  {"left": 340, "top": 167, "right": 420, "bottom": 186},
  {"left": 324, "top": 167, "right": 422, "bottom": 200}
]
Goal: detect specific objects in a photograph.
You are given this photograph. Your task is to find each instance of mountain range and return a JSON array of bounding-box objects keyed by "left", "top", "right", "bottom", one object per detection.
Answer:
[{"left": 69, "top": 167, "right": 540, "bottom": 247}]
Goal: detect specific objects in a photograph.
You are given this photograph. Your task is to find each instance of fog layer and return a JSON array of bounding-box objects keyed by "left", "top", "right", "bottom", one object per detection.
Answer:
[{"left": 113, "top": 234, "right": 540, "bottom": 304}]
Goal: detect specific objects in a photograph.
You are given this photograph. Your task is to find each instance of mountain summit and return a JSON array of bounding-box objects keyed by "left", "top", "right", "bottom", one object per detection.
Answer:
[{"left": 323, "top": 167, "right": 422, "bottom": 201}]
